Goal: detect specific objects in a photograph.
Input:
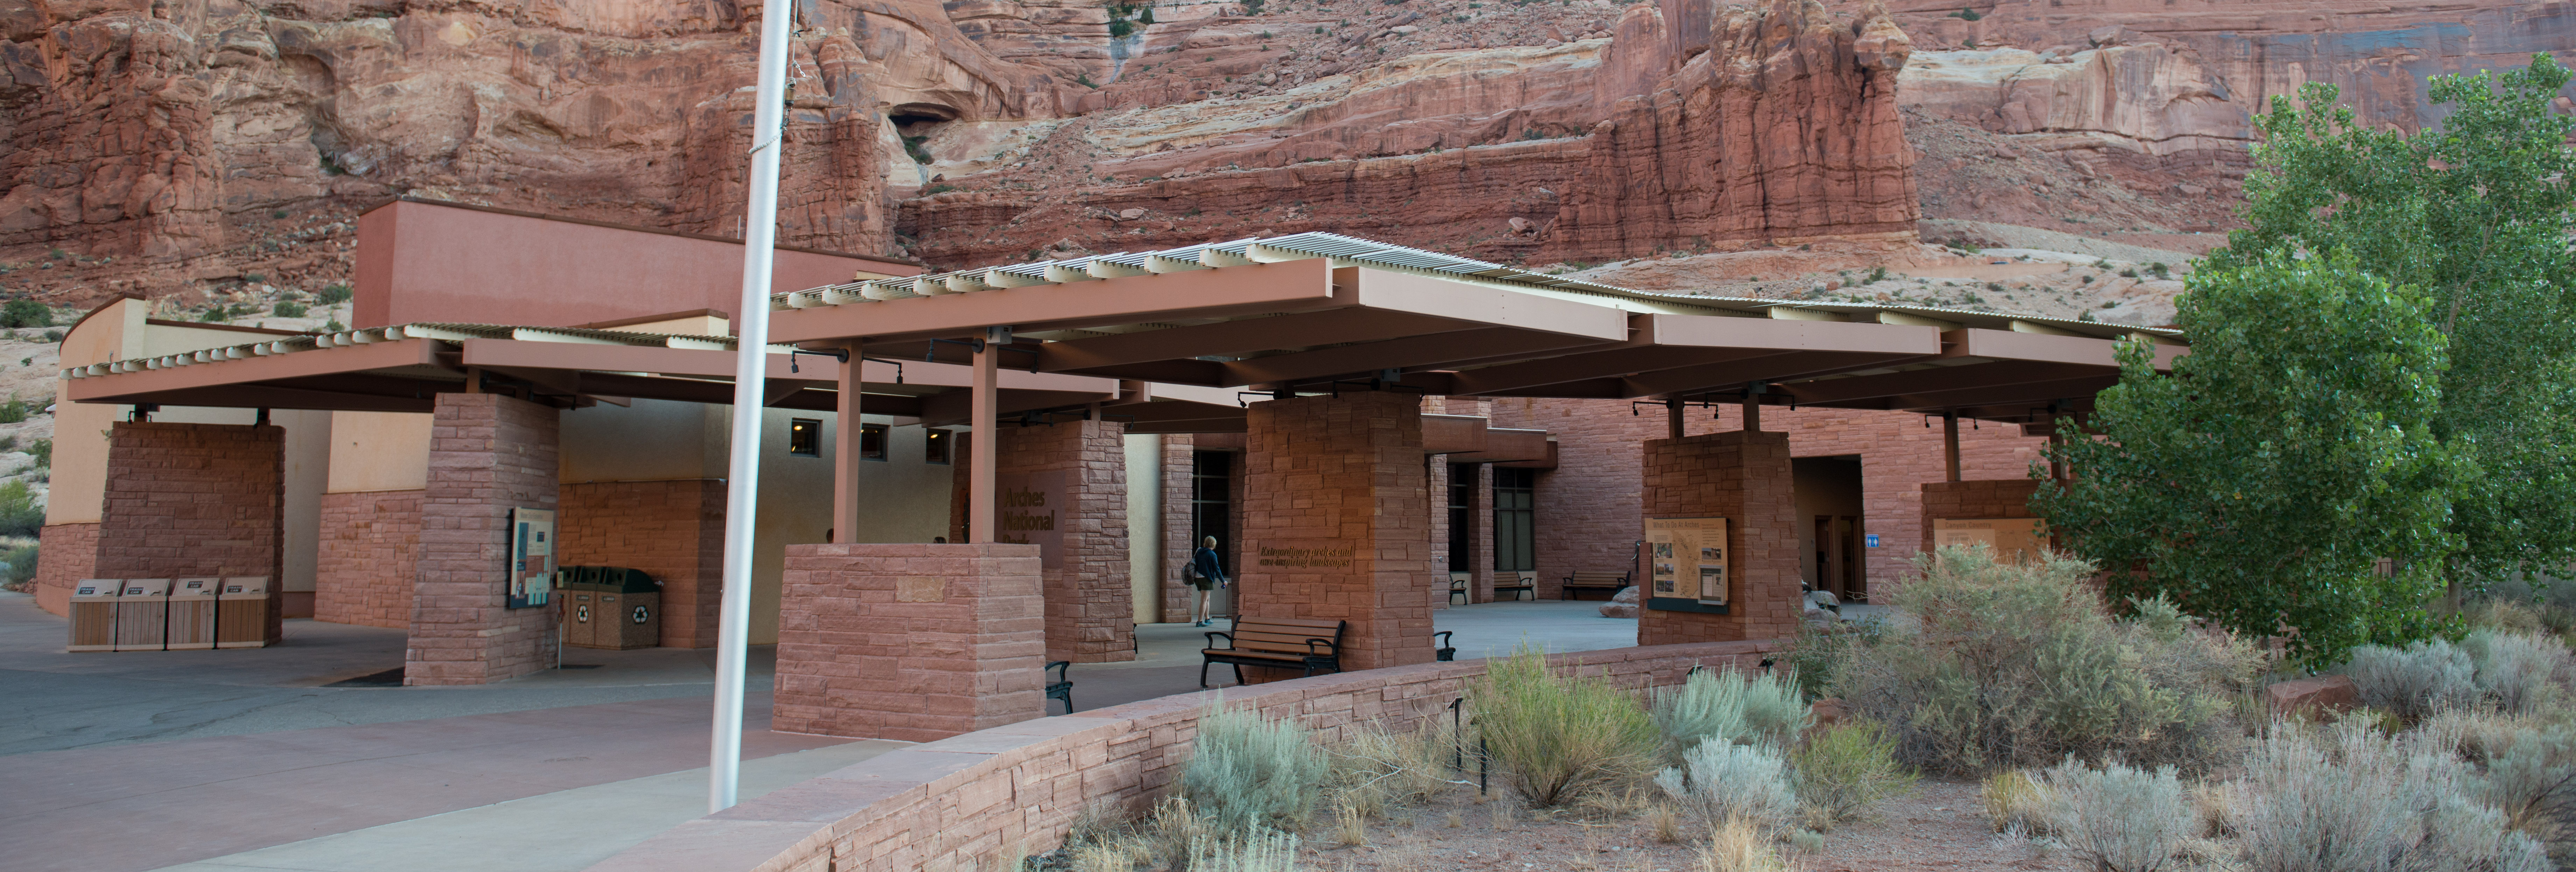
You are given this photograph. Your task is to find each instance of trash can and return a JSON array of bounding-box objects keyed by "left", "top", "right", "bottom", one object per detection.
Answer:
[
  {"left": 68, "top": 579, "right": 122, "bottom": 652},
  {"left": 113, "top": 578, "right": 173, "bottom": 651},
  {"left": 168, "top": 578, "right": 221, "bottom": 650},
  {"left": 215, "top": 576, "right": 273, "bottom": 649},
  {"left": 560, "top": 566, "right": 604, "bottom": 649},
  {"left": 589, "top": 568, "right": 660, "bottom": 650}
]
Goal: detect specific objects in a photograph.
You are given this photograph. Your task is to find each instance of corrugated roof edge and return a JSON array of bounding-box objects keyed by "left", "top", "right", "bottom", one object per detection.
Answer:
[{"left": 60, "top": 322, "right": 795, "bottom": 380}]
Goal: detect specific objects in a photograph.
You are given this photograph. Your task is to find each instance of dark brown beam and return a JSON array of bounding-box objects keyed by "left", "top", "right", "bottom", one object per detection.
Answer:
[
  {"left": 1448, "top": 347, "right": 1782, "bottom": 396},
  {"left": 1618, "top": 351, "right": 1933, "bottom": 399},
  {"left": 1037, "top": 309, "right": 1466, "bottom": 372},
  {"left": 1878, "top": 375, "right": 2121, "bottom": 413},
  {"left": 1778, "top": 361, "right": 2106, "bottom": 405},
  {"left": 1049, "top": 358, "right": 1229, "bottom": 386},
  {"left": 1221, "top": 327, "right": 1608, "bottom": 388},
  {"left": 76, "top": 385, "right": 436, "bottom": 413}
]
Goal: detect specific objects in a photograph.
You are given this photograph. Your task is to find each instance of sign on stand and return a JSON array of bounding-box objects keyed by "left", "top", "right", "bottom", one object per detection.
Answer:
[
  {"left": 507, "top": 507, "right": 556, "bottom": 609},
  {"left": 1644, "top": 516, "right": 1729, "bottom": 614}
]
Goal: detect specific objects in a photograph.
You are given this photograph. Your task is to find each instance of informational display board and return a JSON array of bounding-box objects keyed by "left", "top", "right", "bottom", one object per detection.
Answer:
[
  {"left": 1931, "top": 517, "right": 2049, "bottom": 564},
  {"left": 1645, "top": 516, "right": 1730, "bottom": 606},
  {"left": 507, "top": 507, "right": 556, "bottom": 609},
  {"left": 996, "top": 470, "right": 1067, "bottom": 568}
]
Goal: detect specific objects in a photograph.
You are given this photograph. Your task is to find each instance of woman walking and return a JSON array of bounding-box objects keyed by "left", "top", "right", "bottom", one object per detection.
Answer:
[{"left": 1190, "top": 536, "right": 1228, "bottom": 627}]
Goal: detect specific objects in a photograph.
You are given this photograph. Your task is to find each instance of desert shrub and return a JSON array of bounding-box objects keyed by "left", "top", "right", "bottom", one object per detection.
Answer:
[
  {"left": 28, "top": 438, "right": 49, "bottom": 468},
  {"left": 1650, "top": 665, "right": 1807, "bottom": 756},
  {"left": 317, "top": 284, "right": 353, "bottom": 306},
  {"left": 1787, "top": 616, "right": 1884, "bottom": 700},
  {"left": 1325, "top": 721, "right": 1454, "bottom": 817},
  {"left": 1178, "top": 702, "right": 1328, "bottom": 833},
  {"left": 2338, "top": 638, "right": 2480, "bottom": 721},
  {"left": 1654, "top": 739, "right": 1798, "bottom": 829},
  {"left": 1471, "top": 646, "right": 1660, "bottom": 807},
  {"left": 2227, "top": 721, "right": 2551, "bottom": 872},
  {"left": 0, "top": 299, "right": 49, "bottom": 328},
  {"left": 0, "top": 397, "right": 27, "bottom": 424},
  {"left": 2472, "top": 723, "right": 2576, "bottom": 865},
  {"left": 1698, "top": 816, "right": 1794, "bottom": 872},
  {"left": 2039, "top": 759, "right": 2194, "bottom": 872},
  {"left": 0, "top": 481, "right": 40, "bottom": 538},
  {"left": 1982, "top": 768, "right": 2050, "bottom": 833},
  {"left": 1184, "top": 829, "right": 1300, "bottom": 872},
  {"left": 273, "top": 301, "right": 308, "bottom": 318},
  {"left": 1, "top": 544, "right": 37, "bottom": 590},
  {"left": 2461, "top": 630, "right": 2571, "bottom": 715},
  {"left": 1790, "top": 720, "right": 1916, "bottom": 830},
  {"left": 1829, "top": 545, "right": 2264, "bottom": 774}
]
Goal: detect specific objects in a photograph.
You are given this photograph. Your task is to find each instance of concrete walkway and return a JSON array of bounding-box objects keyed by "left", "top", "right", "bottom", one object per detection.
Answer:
[{"left": 1, "top": 592, "right": 1638, "bottom": 872}]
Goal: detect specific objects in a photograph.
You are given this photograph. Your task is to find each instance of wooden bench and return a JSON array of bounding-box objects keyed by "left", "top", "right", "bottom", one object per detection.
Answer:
[
  {"left": 1560, "top": 571, "right": 1631, "bottom": 601},
  {"left": 1202, "top": 616, "right": 1346, "bottom": 687},
  {"left": 1494, "top": 578, "right": 1536, "bottom": 601}
]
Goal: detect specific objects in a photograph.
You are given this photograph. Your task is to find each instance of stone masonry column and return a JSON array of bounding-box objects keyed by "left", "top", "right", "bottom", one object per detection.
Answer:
[
  {"left": 95, "top": 422, "right": 286, "bottom": 644},
  {"left": 407, "top": 393, "right": 560, "bottom": 686},
  {"left": 1240, "top": 391, "right": 1435, "bottom": 674},
  {"left": 1638, "top": 431, "right": 1798, "bottom": 644},
  {"left": 772, "top": 543, "right": 1045, "bottom": 741},
  {"left": 950, "top": 420, "right": 1135, "bottom": 662}
]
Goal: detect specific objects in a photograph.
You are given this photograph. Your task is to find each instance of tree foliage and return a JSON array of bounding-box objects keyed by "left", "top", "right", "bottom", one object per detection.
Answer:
[
  {"left": 2208, "top": 54, "right": 2576, "bottom": 579},
  {"left": 2035, "top": 252, "right": 2459, "bottom": 664}
]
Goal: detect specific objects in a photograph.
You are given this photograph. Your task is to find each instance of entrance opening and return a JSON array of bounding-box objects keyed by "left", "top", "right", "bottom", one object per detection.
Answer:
[
  {"left": 1793, "top": 455, "right": 1865, "bottom": 602},
  {"left": 1493, "top": 467, "right": 1536, "bottom": 579},
  {"left": 1190, "top": 450, "right": 1236, "bottom": 612}
]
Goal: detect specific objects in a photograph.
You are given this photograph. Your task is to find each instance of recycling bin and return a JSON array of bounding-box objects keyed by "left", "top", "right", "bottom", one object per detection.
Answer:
[
  {"left": 589, "top": 568, "right": 660, "bottom": 650},
  {"left": 560, "top": 566, "right": 603, "bottom": 649},
  {"left": 167, "top": 578, "right": 221, "bottom": 650},
  {"left": 112, "top": 578, "right": 173, "bottom": 651},
  {"left": 68, "top": 579, "right": 123, "bottom": 652},
  {"left": 215, "top": 576, "right": 273, "bottom": 648}
]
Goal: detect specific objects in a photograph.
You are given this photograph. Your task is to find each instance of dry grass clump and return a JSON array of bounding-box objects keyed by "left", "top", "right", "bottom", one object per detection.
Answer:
[
  {"left": 1324, "top": 721, "right": 1455, "bottom": 820},
  {"left": 1832, "top": 545, "right": 2267, "bottom": 775},
  {"left": 1789, "top": 719, "right": 1917, "bottom": 831},
  {"left": 1471, "top": 646, "right": 1661, "bottom": 808},
  {"left": 1695, "top": 817, "right": 1795, "bottom": 872},
  {"left": 1981, "top": 768, "right": 2050, "bottom": 834}
]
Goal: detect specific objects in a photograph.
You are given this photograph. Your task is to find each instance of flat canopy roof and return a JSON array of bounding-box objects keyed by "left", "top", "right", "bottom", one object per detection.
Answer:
[{"left": 61, "top": 233, "right": 2184, "bottom": 428}]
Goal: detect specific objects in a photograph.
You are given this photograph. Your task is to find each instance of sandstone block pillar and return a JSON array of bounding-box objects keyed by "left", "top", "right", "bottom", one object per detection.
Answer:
[
  {"left": 407, "top": 393, "right": 560, "bottom": 686},
  {"left": 1639, "top": 431, "right": 1798, "bottom": 644},
  {"left": 94, "top": 422, "right": 286, "bottom": 644},
  {"left": 950, "top": 420, "right": 1135, "bottom": 663},
  {"left": 772, "top": 543, "right": 1045, "bottom": 742},
  {"left": 1240, "top": 391, "right": 1434, "bottom": 674}
]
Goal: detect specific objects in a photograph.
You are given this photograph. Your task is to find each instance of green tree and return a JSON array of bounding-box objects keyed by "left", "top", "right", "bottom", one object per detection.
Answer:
[
  {"left": 2208, "top": 54, "right": 2576, "bottom": 581},
  {"left": 0, "top": 299, "right": 49, "bottom": 328},
  {"left": 2034, "top": 252, "right": 2459, "bottom": 665}
]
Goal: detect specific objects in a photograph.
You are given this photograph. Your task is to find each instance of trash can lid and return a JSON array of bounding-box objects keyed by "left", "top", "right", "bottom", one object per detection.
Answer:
[{"left": 594, "top": 567, "right": 660, "bottom": 593}]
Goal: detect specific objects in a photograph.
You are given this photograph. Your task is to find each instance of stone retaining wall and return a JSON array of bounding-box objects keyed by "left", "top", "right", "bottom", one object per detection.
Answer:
[{"left": 584, "top": 639, "right": 1781, "bottom": 872}]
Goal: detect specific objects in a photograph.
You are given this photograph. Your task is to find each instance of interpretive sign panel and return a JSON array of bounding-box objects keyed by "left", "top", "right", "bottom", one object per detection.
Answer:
[
  {"left": 506, "top": 507, "right": 555, "bottom": 609},
  {"left": 1644, "top": 516, "right": 1729, "bottom": 606},
  {"left": 1931, "top": 517, "right": 2049, "bottom": 564}
]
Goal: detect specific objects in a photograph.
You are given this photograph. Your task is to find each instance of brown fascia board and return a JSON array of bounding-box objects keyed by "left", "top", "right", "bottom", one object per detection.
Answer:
[
  {"left": 359, "top": 197, "right": 925, "bottom": 270},
  {"left": 574, "top": 309, "right": 732, "bottom": 330},
  {"left": 142, "top": 319, "right": 318, "bottom": 336}
]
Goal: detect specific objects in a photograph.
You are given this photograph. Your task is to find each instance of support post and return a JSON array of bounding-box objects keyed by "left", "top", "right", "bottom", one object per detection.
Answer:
[
  {"left": 1942, "top": 412, "right": 1961, "bottom": 483},
  {"left": 1741, "top": 394, "right": 1762, "bottom": 432},
  {"left": 969, "top": 331, "right": 1001, "bottom": 543},
  {"left": 1665, "top": 397, "right": 1684, "bottom": 440},
  {"left": 832, "top": 342, "right": 863, "bottom": 543}
]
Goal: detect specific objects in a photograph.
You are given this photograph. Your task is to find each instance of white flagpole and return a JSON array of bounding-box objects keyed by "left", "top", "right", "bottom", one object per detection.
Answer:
[{"left": 711, "top": 0, "right": 794, "bottom": 815}]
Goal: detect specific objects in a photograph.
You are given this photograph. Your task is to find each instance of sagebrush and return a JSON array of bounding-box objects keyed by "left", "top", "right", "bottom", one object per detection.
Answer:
[
  {"left": 1649, "top": 665, "right": 1806, "bottom": 758},
  {"left": 1177, "top": 702, "right": 1328, "bottom": 833},
  {"left": 1653, "top": 739, "right": 1797, "bottom": 829},
  {"left": 1471, "top": 646, "right": 1659, "bottom": 807},
  {"left": 2039, "top": 760, "right": 2193, "bottom": 872},
  {"left": 2226, "top": 721, "right": 2550, "bottom": 872}
]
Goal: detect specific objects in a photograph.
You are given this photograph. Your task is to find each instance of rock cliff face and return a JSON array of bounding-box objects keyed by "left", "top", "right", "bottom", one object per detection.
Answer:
[{"left": 0, "top": 0, "right": 2568, "bottom": 308}]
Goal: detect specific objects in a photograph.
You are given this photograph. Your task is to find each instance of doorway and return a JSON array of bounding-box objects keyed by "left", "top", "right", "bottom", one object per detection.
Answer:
[{"left": 1793, "top": 455, "right": 1866, "bottom": 602}]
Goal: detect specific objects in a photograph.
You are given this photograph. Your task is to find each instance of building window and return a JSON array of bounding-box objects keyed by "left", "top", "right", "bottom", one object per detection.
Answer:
[
  {"left": 1447, "top": 463, "right": 1477, "bottom": 574},
  {"left": 924, "top": 428, "right": 951, "bottom": 465},
  {"left": 1493, "top": 467, "right": 1535, "bottom": 572},
  {"left": 859, "top": 423, "right": 888, "bottom": 461},
  {"left": 788, "top": 418, "right": 822, "bottom": 457}
]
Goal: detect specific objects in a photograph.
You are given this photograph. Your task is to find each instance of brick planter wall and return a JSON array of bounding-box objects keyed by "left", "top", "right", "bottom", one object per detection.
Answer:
[
  {"left": 559, "top": 479, "right": 724, "bottom": 648},
  {"left": 772, "top": 543, "right": 1046, "bottom": 742},
  {"left": 31, "top": 522, "right": 98, "bottom": 616},
  {"left": 315, "top": 490, "right": 424, "bottom": 629},
  {"left": 95, "top": 422, "right": 286, "bottom": 643},
  {"left": 1638, "top": 430, "right": 1798, "bottom": 645},
  {"left": 1240, "top": 391, "right": 1435, "bottom": 674},
  {"left": 584, "top": 639, "right": 1783, "bottom": 872},
  {"left": 406, "top": 393, "right": 560, "bottom": 686}
]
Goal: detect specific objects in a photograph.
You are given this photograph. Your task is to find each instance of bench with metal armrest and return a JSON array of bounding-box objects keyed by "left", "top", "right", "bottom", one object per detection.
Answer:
[
  {"left": 1045, "top": 660, "right": 1074, "bottom": 714},
  {"left": 1201, "top": 616, "right": 1347, "bottom": 687},
  {"left": 1560, "top": 570, "right": 1631, "bottom": 601}
]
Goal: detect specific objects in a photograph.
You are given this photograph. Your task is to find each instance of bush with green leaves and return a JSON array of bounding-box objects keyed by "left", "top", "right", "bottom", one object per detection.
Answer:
[
  {"left": 0, "top": 299, "right": 50, "bottom": 328},
  {"left": 1829, "top": 545, "right": 2266, "bottom": 775},
  {"left": 2226, "top": 721, "right": 2551, "bottom": 872},
  {"left": 1470, "top": 646, "right": 1659, "bottom": 807},
  {"left": 1, "top": 544, "right": 37, "bottom": 590},
  {"left": 1648, "top": 665, "right": 1806, "bottom": 757},
  {"left": 273, "top": 301, "right": 309, "bottom": 318},
  {"left": 1177, "top": 702, "right": 1328, "bottom": 833},
  {"left": 0, "top": 398, "right": 26, "bottom": 425},
  {"left": 317, "top": 284, "right": 353, "bottom": 306},
  {"left": 1790, "top": 720, "right": 1916, "bottom": 831},
  {"left": 0, "top": 480, "right": 40, "bottom": 538},
  {"left": 2038, "top": 760, "right": 2193, "bottom": 872},
  {"left": 1653, "top": 739, "right": 1797, "bottom": 829},
  {"left": 28, "top": 438, "right": 50, "bottom": 468}
]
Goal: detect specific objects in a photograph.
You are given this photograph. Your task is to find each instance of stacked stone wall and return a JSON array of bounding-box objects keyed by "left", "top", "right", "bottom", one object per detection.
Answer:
[
  {"left": 94, "top": 422, "right": 286, "bottom": 642},
  {"left": 407, "top": 393, "right": 560, "bottom": 686},
  {"left": 1240, "top": 391, "right": 1434, "bottom": 672},
  {"left": 315, "top": 490, "right": 423, "bottom": 629},
  {"left": 558, "top": 479, "right": 724, "bottom": 648},
  {"left": 31, "top": 522, "right": 99, "bottom": 616},
  {"left": 1638, "top": 430, "right": 1800, "bottom": 644},
  {"left": 771, "top": 543, "right": 1046, "bottom": 741}
]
